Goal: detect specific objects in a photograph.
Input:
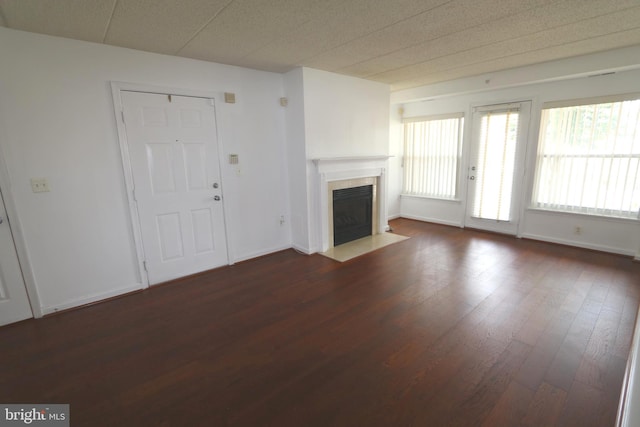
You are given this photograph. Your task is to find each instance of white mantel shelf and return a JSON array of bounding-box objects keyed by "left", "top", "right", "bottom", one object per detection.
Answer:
[{"left": 312, "top": 155, "right": 392, "bottom": 180}]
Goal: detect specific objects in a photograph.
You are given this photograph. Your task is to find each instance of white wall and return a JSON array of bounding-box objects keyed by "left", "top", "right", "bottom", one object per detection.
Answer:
[
  {"left": 283, "top": 68, "right": 390, "bottom": 253},
  {"left": 0, "top": 28, "right": 291, "bottom": 314},
  {"left": 302, "top": 68, "right": 390, "bottom": 159},
  {"left": 283, "top": 68, "right": 312, "bottom": 253},
  {"left": 393, "top": 62, "right": 640, "bottom": 256}
]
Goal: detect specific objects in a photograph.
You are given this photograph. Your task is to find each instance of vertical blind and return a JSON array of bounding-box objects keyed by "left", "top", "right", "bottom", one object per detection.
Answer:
[
  {"left": 531, "top": 97, "right": 640, "bottom": 219},
  {"left": 403, "top": 115, "right": 463, "bottom": 199},
  {"left": 471, "top": 109, "right": 519, "bottom": 221}
]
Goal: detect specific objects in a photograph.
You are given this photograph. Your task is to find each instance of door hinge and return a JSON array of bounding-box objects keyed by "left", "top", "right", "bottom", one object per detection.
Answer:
[
  {"left": 132, "top": 188, "right": 137, "bottom": 201},
  {"left": 143, "top": 261, "right": 148, "bottom": 271},
  {"left": 121, "top": 110, "right": 125, "bottom": 123}
]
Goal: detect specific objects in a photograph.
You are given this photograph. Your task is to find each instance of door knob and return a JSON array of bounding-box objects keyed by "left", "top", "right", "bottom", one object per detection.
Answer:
[
  {"left": 213, "top": 195, "right": 221, "bottom": 201},
  {"left": 212, "top": 183, "right": 219, "bottom": 189},
  {"left": 470, "top": 176, "right": 475, "bottom": 180}
]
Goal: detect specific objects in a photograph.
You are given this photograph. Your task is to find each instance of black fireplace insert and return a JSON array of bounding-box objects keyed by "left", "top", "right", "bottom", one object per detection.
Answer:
[{"left": 332, "top": 185, "right": 373, "bottom": 246}]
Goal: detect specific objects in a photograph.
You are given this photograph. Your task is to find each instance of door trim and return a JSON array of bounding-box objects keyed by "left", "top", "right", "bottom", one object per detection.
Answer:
[
  {"left": 0, "top": 145, "right": 39, "bottom": 318},
  {"left": 110, "top": 82, "right": 233, "bottom": 287}
]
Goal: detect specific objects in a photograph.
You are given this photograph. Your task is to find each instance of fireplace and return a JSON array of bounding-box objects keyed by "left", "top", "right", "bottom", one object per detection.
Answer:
[
  {"left": 313, "top": 155, "right": 391, "bottom": 253},
  {"left": 333, "top": 185, "right": 373, "bottom": 246}
]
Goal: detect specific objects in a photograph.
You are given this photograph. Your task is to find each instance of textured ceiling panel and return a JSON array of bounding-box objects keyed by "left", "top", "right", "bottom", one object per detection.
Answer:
[
  {"left": 340, "top": 0, "right": 640, "bottom": 79},
  {"left": 0, "top": 0, "right": 116, "bottom": 42},
  {"left": 104, "top": 0, "right": 231, "bottom": 54},
  {"left": 301, "top": 0, "right": 555, "bottom": 72},
  {"left": 178, "top": 0, "right": 337, "bottom": 64},
  {"left": 372, "top": 7, "right": 640, "bottom": 84},
  {"left": 241, "top": 0, "right": 449, "bottom": 71},
  {"left": 388, "top": 28, "right": 640, "bottom": 90},
  {"left": 1, "top": 0, "right": 639, "bottom": 90},
  {"left": 373, "top": 8, "right": 640, "bottom": 84}
]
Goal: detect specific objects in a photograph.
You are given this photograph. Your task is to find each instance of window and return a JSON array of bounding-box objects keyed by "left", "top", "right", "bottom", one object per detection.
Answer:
[
  {"left": 531, "top": 95, "right": 640, "bottom": 219},
  {"left": 403, "top": 114, "right": 464, "bottom": 199}
]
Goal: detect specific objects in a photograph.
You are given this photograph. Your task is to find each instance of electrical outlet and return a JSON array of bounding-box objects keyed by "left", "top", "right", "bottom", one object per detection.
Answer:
[
  {"left": 30, "top": 178, "right": 50, "bottom": 193},
  {"left": 574, "top": 226, "right": 582, "bottom": 235}
]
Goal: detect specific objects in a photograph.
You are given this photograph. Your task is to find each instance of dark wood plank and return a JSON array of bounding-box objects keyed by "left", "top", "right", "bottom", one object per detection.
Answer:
[
  {"left": 521, "top": 381, "right": 568, "bottom": 427},
  {"left": 481, "top": 381, "right": 534, "bottom": 427},
  {"left": 0, "top": 218, "right": 638, "bottom": 427}
]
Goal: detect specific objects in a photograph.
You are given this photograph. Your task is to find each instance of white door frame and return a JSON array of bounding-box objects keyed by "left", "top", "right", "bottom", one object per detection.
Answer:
[
  {"left": 0, "top": 145, "right": 41, "bottom": 318},
  {"left": 110, "top": 82, "right": 233, "bottom": 287}
]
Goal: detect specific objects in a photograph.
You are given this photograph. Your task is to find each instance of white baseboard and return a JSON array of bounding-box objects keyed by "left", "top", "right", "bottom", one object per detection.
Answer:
[
  {"left": 291, "top": 244, "right": 313, "bottom": 255},
  {"left": 520, "top": 233, "right": 635, "bottom": 257},
  {"left": 387, "top": 213, "right": 401, "bottom": 220},
  {"left": 233, "top": 243, "right": 295, "bottom": 263},
  {"left": 41, "top": 282, "right": 144, "bottom": 316},
  {"left": 398, "top": 213, "right": 462, "bottom": 228}
]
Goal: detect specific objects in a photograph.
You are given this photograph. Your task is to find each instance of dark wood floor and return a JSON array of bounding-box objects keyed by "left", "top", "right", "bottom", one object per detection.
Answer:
[{"left": 1, "top": 219, "right": 639, "bottom": 426}]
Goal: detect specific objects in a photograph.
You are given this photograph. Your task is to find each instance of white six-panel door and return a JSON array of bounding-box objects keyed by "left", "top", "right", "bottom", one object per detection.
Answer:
[
  {"left": 121, "top": 91, "right": 228, "bottom": 284},
  {"left": 0, "top": 188, "right": 32, "bottom": 326}
]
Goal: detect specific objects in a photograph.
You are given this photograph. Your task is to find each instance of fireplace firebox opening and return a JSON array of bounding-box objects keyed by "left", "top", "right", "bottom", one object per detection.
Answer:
[{"left": 332, "top": 185, "right": 373, "bottom": 246}]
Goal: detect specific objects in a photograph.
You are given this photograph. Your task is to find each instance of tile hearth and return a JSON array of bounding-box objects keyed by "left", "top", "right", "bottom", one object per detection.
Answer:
[{"left": 320, "top": 232, "right": 409, "bottom": 262}]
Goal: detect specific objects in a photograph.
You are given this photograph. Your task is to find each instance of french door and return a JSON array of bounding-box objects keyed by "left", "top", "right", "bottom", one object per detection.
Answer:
[{"left": 465, "top": 101, "right": 531, "bottom": 235}]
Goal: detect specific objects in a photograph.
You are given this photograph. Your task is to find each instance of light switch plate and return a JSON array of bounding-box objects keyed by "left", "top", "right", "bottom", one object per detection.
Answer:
[{"left": 30, "top": 178, "right": 50, "bottom": 193}]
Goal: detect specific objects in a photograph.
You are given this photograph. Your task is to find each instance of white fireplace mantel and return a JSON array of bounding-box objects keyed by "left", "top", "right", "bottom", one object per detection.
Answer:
[
  {"left": 313, "top": 155, "right": 392, "bottom": 252},
  {"left": 313, "top": 155, "right": 391, "bottom": 178}
]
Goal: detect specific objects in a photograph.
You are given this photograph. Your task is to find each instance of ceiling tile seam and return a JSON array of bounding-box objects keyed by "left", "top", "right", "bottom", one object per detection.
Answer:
[
  {"left": 174, "top": 0, "right": 236, "bottom": 56},
  {"left": 334, "top": 0, "right": 564, "bottom": 74},
  {"left": 101, "top": 0, "right": 120, "bottom": 43},
  {"left": 389, "top": 27, "right": 640, "bottom": 90},
  {"left": 363, "top": 4, "right": 640, "bottom": 80},
  {"left": 237, "top": 0, "right": 458, "bottom": 64}
]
